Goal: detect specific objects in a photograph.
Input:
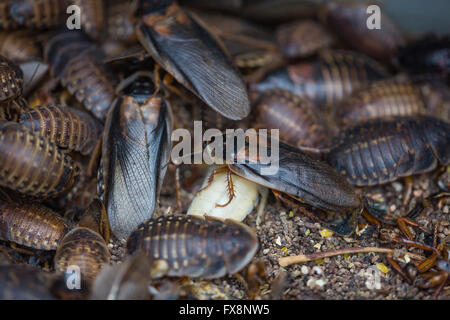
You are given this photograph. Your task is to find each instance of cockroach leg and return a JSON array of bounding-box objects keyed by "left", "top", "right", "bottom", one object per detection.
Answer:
[
  {"left": 198, "top": 167, "right": 229, "bottom": 193},
  {"left": 386, "top": 254, "right": 412, "bottom": 283},
  {"left": 403, "top": 176, "right": 414, "bottom": 206},
  {"left": 215, "top": 169, "right": 235, "bottom": 208},
  {"left": 256, "top": 188, "right": 269, "bottom": 228},
  {"left": 272, "top": 191, "right": 317, "bottom": 222}
]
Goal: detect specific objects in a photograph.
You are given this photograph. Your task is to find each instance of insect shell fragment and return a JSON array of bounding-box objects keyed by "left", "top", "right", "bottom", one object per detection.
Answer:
[
  {"left": 252, "top": 89, "right": 330, "bottom": 149},
  {"left": 0, "top": 121, "right": 80, "bottom": 199},
  {"left": 126, "top": 215, "right": 259, "bottom": 279},
  {"left": 251, "top": 50, "right": 389, "bottom": 111},
  {"left": 187, "top": 166, "right": 261, "bottom": 222},
  {"left": 326, "top": 116, "right": 450, "bottom": 187},
  {"left": 203, "top": 131, "right": 362, "bottom": 236},
  {"left": 54, "top": 227, "right": 110, "bottom": 282},
  {"left": 131, "top": 0, "right": 250, "bottom": 120},
  {"left": 335, "top": 78, "right": 428, "bottom": 128},
  {"left": 19, "top": 103, "right": 103, "bottom": 155},
  {"left": 100, "top": 72, "right": 172, "bottom": 240},
  {"left": 45, "top": 30, "right": 118, "bottom": 122},
  {"left": 0, "top": 199, "right": 70, "bottom": 250}
]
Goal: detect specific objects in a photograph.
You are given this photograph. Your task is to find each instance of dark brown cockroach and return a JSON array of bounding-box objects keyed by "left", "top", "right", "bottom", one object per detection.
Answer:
[
  {"left": 335, "top": 79, "right": 428, "bottom": 128},
  {"left": 72, "top": 0, "right": 106, "bottom": 41},
  {"left": 253, "top": 89, "right": 329, "bottom": 149},
  {"left": 200, "top": 131, "right": 362, "bottom": 235},
  {"left": 9, "top": 0, "right": 68, "bottom": 29},
  {"left": 326, "top": 116, "right": 450, "bottom": 187},
  {"left": 130, "top": 0, "right": 250, "bottom": 120},
  {"left": 420, "top": 81, "right": 450, "bottom": 121},
  {"left": 100, "top": 72, "right": 172, "bottom": 240},
  {"left": 0, "top": 55, "right": 24, "bottom": 103},
  {"left": 395, "top": 34, "right": 450, "bottom": 83},
  {"left": 45, "top": 30, "right": 118, "bottom": 122},
  {"left": 107, "top": 0, "right": 137, "bottom": 44},
  {"left": 126, "top": 214, "right": 259, "bottom": 279},
  {"left": 319, "top": 2, "right": 405, "bottom": 62},
  {"left": 0, "top": 97, "right": 27, "bottom": 121},
  {"left": 0, "top": 200, "right": 70, "bottom": 250},
  {"left": 275, "top": 19, "right": 335, "bottom": 59},
  {"left": 252, "top": 50, "right": 389, "bottom": 111},
  {"left": 54, "top": 227, "right": 110, "bottom": 281},
  {"left": 0, "top": 265, "right": 56, "bottom": 299},
  {"left": 0, "top": 30, "right": 41, "bottom": 63},
  {"left": 0, "top": 0, "right": 19, "bottom": 30},
  {"left": 19, "top": 103, "right": 103, "bottom": 155},
  {"left": 0, "top": 121, "right": 80, "bottom": 199}
]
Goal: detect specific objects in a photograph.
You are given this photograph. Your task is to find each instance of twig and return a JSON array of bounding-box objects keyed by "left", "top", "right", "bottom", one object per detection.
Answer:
[{"left": 279, "top": 247, "right": 425, "bottom": 267}]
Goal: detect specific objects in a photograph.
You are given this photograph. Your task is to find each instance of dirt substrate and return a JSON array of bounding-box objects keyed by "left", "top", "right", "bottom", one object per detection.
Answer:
[{"left": 108, "top": 167, "right": 450, "bottom": 300}]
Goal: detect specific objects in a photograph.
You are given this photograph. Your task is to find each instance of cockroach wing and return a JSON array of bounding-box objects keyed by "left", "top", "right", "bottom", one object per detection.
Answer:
[
  {"left": 229, "top": 140, "right": 361, "bottom": 235},
  {"left": 102, "top": 97, "right": 171, "bottom": 240},
  {"left": 134, "top": 3, "right": 250, "bottom": 120}
]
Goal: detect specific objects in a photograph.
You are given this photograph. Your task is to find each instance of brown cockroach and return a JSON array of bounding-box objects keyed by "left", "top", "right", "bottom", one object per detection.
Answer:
[
  {"left": 252, "top": 50, "right": 389, "bottom": 111},
  {"left": 54, "top": 227, "right": 110, "bottom": 281},
  {"left": 253, "top": 89, "right": 329, "bottom": 149},
  {"left": 0, "top": 55, "right": 24, "bottom": 103},
  {"left": 0, "top": 121, "right": 80, "bottom": 199},
  {"left": 0, "top": 30, "right": 41, "bottom": 63},
  {"left": 275, "top": 19, "right": 335, "bottom": 58},
  {"left": 19, "top": 103, "right": 103, "bottom": 155},
  {"left": 45, "top": 30, "right": 118, "bottom": 122},
  {"left": 0, "top": 200, "right": 70, "bottom": 250},
  {"left": 126, "top": 215, "right": 259, "bottom": 279},
  {"left": 319, "top": 2, "right": 405, "bottom": 62},
  {"left": 335, "top": 79, "right": 428, "bottom": 128},
  {"left": 9, "top": 0, "right": 68, "bottom": 29},
  {"left": 326, "top": 116, "right": 450, "bottom": 187}
]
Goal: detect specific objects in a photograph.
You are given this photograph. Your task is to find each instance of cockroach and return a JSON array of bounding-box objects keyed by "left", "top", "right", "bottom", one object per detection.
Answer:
[
  {"left": 275, "top": 19, "right": 335, "bottom": 58},
  {"left": 54, "top": 227, "right": 110, "bottom": 281},
  {"left": 100, "top": 72, "right": 172, "bottom": 240},
  {"left": 0, "top": 55, "right": 24, "bottom": 103},
  {"left": 395, "top": 34, "right": 450, "bottom": 83},
  {"left": 0, "top": 97, "right": 27, "bottom": 121},
  {"left": 253, "top": 89, "right": 329, "bottom": 149},
  {"left": 45, "top": 30, "right": 118, "bottom": 122},
  {"left": 335, "top": 79, "right": 428, "bottom": 128},
  {"left": 0, "top": 30, "right": 41, "bottom": 63},
  {"left": 0, "top": 200, "right": 70, "bottom": 250},
  {"left": 72, "top": 0, "right": 106, "bottom": 41},
  {"left": 9, "top": 0, "right": 68, "bottom": 29},
  {"left": 130, "top": 0, "right": 250, "bottom": 120},
  {"left": 0, "top": 121, "right": 80, "bottom": 199},
  {"left": 252, "top": 50, "right": 388, "bottom": 110},
  {"left": 19, "top": 103, "right": 102, "bottom": 155},
  {"left": 326, "top": 116, "right": 450, "bottom": 187},
  {"left": 200, "top": 131, "right": 362, "bottom": 235},
  {"left": 0, "top": 265, "right": 56, "bottom": 299},
  {"left": 0, "top": 0, "right": 19, "bottom": 30},
  {"left": 126, "top": 214, "right": 259, "bottom": 279},
  {"left": 319, "top": 2, "right": 405, "bottom": 62}
]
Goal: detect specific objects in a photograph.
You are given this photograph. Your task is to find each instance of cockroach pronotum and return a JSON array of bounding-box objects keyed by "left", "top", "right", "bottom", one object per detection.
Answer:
[{"left": 126, "top": 214, "right": 259, "bottom": 279}]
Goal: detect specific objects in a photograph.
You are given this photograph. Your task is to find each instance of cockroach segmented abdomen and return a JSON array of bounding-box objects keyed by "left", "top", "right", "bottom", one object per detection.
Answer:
[
  {"left": 0, "top": 97, "right": 28, "bottom": 121},
  {"left": 0, "top": 55, "right": 24, "bottom": 102},
  {"left": 326, "top": 117, "right": 450, "bottom": 186},
  {"left": 54, "top": 227, "right": 110, "bottom": 281},
  {"left": 19, "top": 104, "right": 102, "bottom": 155},
  {"left": 9, "top": 0, "right": 69, "bottom": 29},
  {"left": 126, "top": 215, "right": 258, "bottom": 279},
  {"left": 0, "top": 121, "right": 80, "bottom": 198},
  {"left": 0, "top": 200, "right": 70, "bottom": 250}
]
